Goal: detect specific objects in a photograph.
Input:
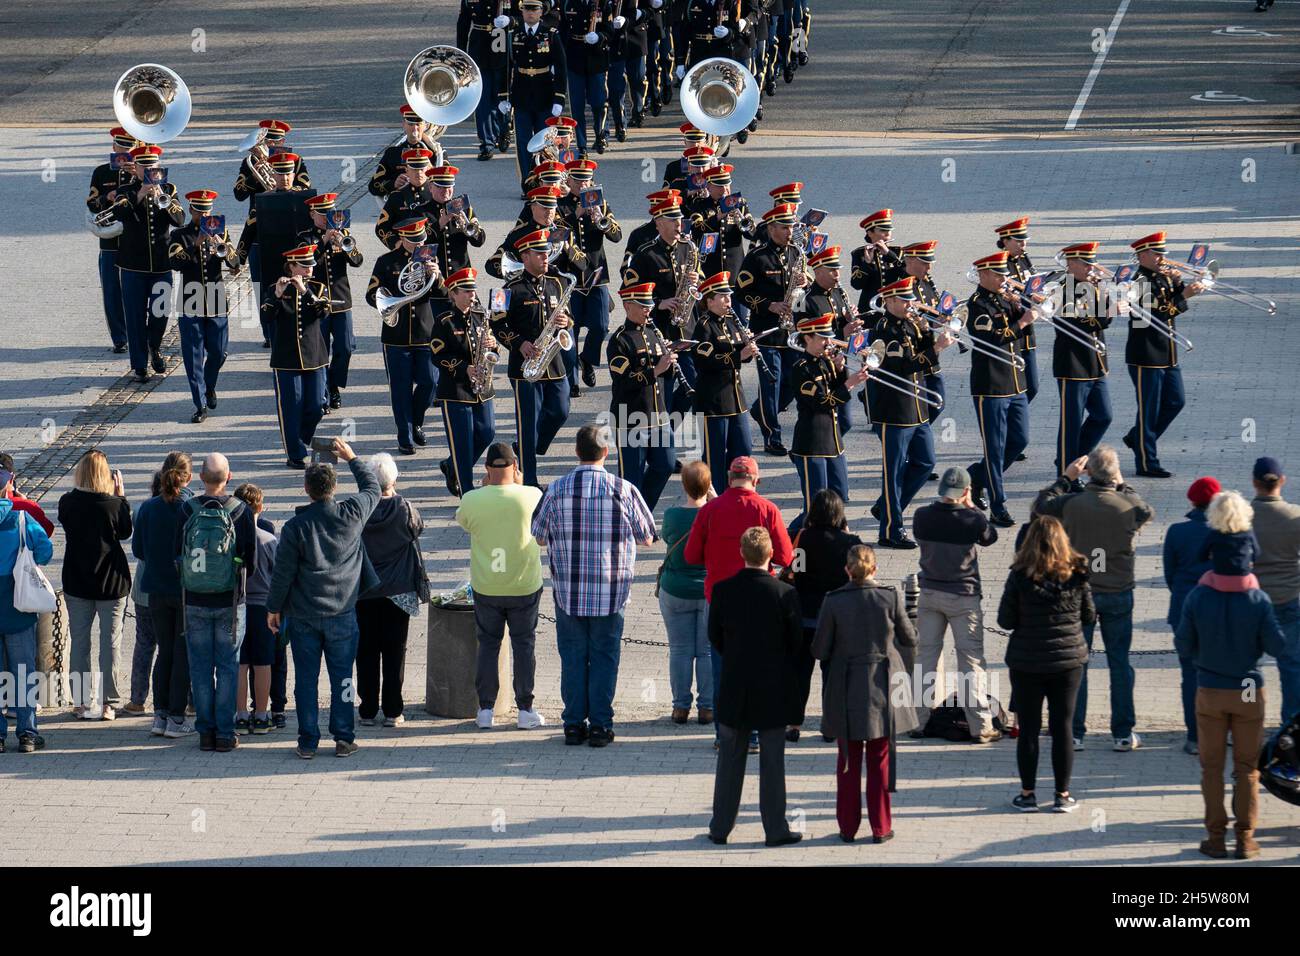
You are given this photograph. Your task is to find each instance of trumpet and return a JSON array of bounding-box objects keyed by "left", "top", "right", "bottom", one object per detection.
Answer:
[
  {"left": 857, "top": 340, "right": 945, "bottom": 409},
  {"left": 907, "top": 293, "right": 1027, "bottom": 372},
  {"left": 1145, "top": 251, "right": 1277, "bottom": 316}
]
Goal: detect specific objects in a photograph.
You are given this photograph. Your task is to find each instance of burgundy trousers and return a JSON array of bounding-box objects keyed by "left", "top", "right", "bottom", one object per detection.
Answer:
[{"left": 837, "top": 737, "right": 891, "bottom": 839}]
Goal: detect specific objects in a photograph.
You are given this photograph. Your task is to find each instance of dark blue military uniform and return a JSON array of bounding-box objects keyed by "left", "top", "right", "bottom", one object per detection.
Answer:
[
  {"left": 115, "top": 178, "right": 184, "bottom": 377},
  {"left": 965, "top": 285, "right": 1029, "bottom": 517},
  {"left": 1054, "top": 278, "right": 1112, "bottom": 474},
  {"left": 737, "top": 238, "right": 798, "bottom": 450},
  {"left": 298, "top": 223, "right": 364, "bottom": 408},
  {"left": 690, "top": 306, "right": 754, "bottom": 494},
  {"left": 432, "top": 303, "right": 498, "bottom": 495},
  {"left": 788, "top": 350, "right": 850, "bottom": 534},
  {"left": 607, "top": 319, "right": 674, "bottom": 509},
  {"left": 169, "top": 220, "right": 239, "bottom": 416},
  {"left": 263, "top": 278, "right": 330, "bottom": 465},
  {"left": 502, "top": 17, "right": 569, "bottom": 190},
  {"left": 86, "top": 157, "right": 132, "bottom": 349},
  {"left": 1124, "top": 265, "right": 1189, "bottom": 474}
]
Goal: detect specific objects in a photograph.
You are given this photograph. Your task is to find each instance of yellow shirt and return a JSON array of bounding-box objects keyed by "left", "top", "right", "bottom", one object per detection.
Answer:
[{"left": 454, "top": 484, "right": 544, "bottom": 597}]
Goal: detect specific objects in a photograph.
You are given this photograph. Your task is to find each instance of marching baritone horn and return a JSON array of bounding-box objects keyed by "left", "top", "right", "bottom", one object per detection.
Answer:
[
  {"left": 680, "top": 57, "right": 760, "bottom": 138},
  {"left": 113, "top": 63, "right": 191, "bottom": 144},
  {"left": 404, "top": 46, "right": 483, "bottom": 128}
]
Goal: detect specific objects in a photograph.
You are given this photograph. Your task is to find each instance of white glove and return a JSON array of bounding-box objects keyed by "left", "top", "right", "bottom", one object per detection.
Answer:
[
  {"left": 584, "top": 30, "right": 599, "bottom": 44},
  {"left": 713, "top": 25, "right": 728, "bottom": 38},
  {"left": 612, "top": 15, "right": 626, "bottom": 28},
  {"left": 675, "top": 64, "right": 686, "bottom": 80},
  {"left": 635, "top": 9, "right": 644, "bottom": 20},
  {"left": 551, "top": 102, "right": 564, "bottom": 117},
  {"left": 493, "top": 14, "right": 510, "bottom": 28},
  {"left": 737, "top": 18, "right": 747, "bottom": 31},
  {"left": 651, "top": 0, "right": 662, "bottom": 7},
  {"left": 498, "top": 101, "right": 513, "bottom": 115}
]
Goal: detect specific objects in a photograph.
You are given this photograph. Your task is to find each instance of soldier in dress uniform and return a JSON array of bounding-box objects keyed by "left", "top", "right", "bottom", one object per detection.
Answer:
[
  {"left": 867, "top": 277, "right": 955, "bottom": 548},
  {"left": 689, "top": 164, "right": 754, "bottom": 298},
  {"left": 849, "top": 207, "right": 902, "bottom": 315},
  {"left": 301, "top": 193, "right": 364, "bottom": 412},
  {"left": 486, "top": 185, "right": 588, "bottom": 291},
  {"left": 896, "top": 239, "right": 949, "bottom": 424},
  {"left": 493, "top": 228, "right": 574, "bottom": 487},
  {"left": 788, "top": 313, "right": 866, "bottom": 533},
  {"left": 234, "top": 120, "right": 310, "bottom": 297},
  {"left": 169, "top": 189, "right": 240, "bottom": 423},
  {"left": 685, "top": 0, "right": 752, "bottom": 66},
  {"left": 611, "top": 0, "right": 650, "bottom": 133},
  {"left": 375, "top": 148, "right": 437, "bottom": 249},
  {"left": 86, "top": 126, "right": 139, "bottom": 353},
  {"left": 662, "top": 123, "right": 710, "bottom": 192},
  {"left": 368, "top": 104, "right": 447, "bottom": 196},
  {"left": 263, "top": 244, "right": 330, "bottom": 469},
  {"left": 456, "top": 1, "right": 516, "bottom": 161},
  {"left": 500, "top": 0, "right": 569, "bottom": 194},
  {"left": 234, "top": 150, "right": 308, "bottom": 348},
  {"left": 747, "top": 180, "right": 801, "bottom": 248},
  {"left": 366, "top": 217, "right": 444, "bottom": 456},
  {"left": 1054, "top": 242, "right": 1114, "bottom": 483},
  {"left": 599, "top": 0, "right": 635, "bottom": 144},
  {"left": 995, "top": 218, "right": 1039, "bottom": 423},
  {"left": 1122, "top": 230, "right": 1203, "bottom": 478},
  {"left": 560, "top": 158, "right": 622, "bottom": 390},
  {"left": 619, "top": 188, "right": 682, "bottom": 276},
  {"left": 606, "top": 281, "right": 679, "bottom": 509},
  {"left": 645, "top": 0, "right": 672, "bottom": 117},
  {"left": 431, "top": 268, "right": 498, "bottom": 497},
  {"left": 798, "top": 245, "right": 863, "bottom": 436},
  {"left": 737, "top": 202, "right": 806, "bottom": 456},
  {"left": 965, "top": 251, "right": 1033, "bottom": 527},
  {"left": 560, "top": 0, "right": 612, "bottom": 155},
  {"left": 114, "top": 144, "right": 184, "bottom": 382},
  {"left": 690, "top": 271, "right": 757, "bottom": 494}
]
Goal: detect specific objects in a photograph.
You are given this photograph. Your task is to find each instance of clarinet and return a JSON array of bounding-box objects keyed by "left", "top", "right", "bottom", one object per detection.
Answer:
[
  {"left": 722, "top": 309, "right": 772, "bottom": 377},
  {"left": 646, "top": 320, "right": 693, "bottom": 399}
]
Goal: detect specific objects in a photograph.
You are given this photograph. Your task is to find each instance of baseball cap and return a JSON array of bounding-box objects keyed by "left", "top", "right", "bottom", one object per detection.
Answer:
[
  {"left": 1254, "top": 457, "right": 1284, "bottom": 482},
  {"left": 1187, "top": 476, "right": 1221, "bottom": 508},
  {"left": 728, "top": 456, "right": 759, "bottom": 480},
  {"left": 938, "top": 466, "right": 971, "bottom": 498},
  {"left": 485, "top": 442, "right": 517, "bottom": 469}
]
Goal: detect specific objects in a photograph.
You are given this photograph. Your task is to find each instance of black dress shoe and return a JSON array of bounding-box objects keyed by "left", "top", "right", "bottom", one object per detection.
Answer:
[
  {"left": 191, "top": 407, "right": 208, "bottom": 424},
  {"left": 928, "top": 472, "right": 939, "bottom": 481},
  {"left": 870, "top": 503, "right": 882, "bottom": 522},
  {"left": 706, "top": 833, "right": 727, "bottom": 845},
  {"left": 990, "top": 510, "right": 1016, "bottom": 528},
  {"left": 206, "top": 389, "right": 217, "bottom": 409},
  {"left": 872, "top": 831, "right": 895, "bottom": 844},
  {"left": 1015, "top": 452, "right": 1027, "bottom": 462},
  {"left": 571, "top": 383, "right": 582, "bottom": 398},
  {"left": 755, "top": 105, "right": 764, "bottom": 121},
  {"left": 785, "top": 726, "right": 800, "bottom": 743},
  {"left": 135, "top": 369, "right": 150, "bottom": 383},
  {"left": 112, "top": 343, "right": 128, "bottom": 354},
  {"left": 783, "top": 66, "right": 794, "bottom": 84},
  {"left": 765, "top": 832, "right": 803, "bottom": 848},
  {"left": 629, "top": 111, "right": 642, "bottom": 128},
  {"left": 412, "top": 426, "right": 427, "bottom": 446},
  {"left": 580, "top": 358, "right": 597, "bottom": 388},
  {"left": 764, "top": 78, "right": 776, "bottom": 96},
  {"left": 878, "top": 535, "right": 918, "bottom": 550},
  {"left": 262, "top": 339, "right": 271, "bottom": 349},
  {"left": 1137, "top": 466, "right": 1173, "bottom": 478},
  {"left": 673, "top": 459, "right": 683, "bottom": 474},
  {"left": 971, "top": 482, "right": 989, "bottom": 511},
  {"left": 150, "top": 350, "right": 166, "bottom": 373},
  {"left": 287, "top": 458, "right": 306, "bottom": 470},
  {"left": 798, "top": 52, "right": 809, "bottom": 67},
  {"left": 650, "top": 94, "right": 662, "bottom": 117},
  {"left": 321, "top": 404, "right": 332, "bottom": 416},
  {"left": 397, "top": 445, "right": 416, "bottom": 456},
  {"left": 563, "top": 723, "right": 589, "bottom": 746},
  {"left": 439, "top": 458, "right": 461, "bottom": 497},
  {"left": 477, "top": 145, "right": 494, "bottom": 162},
  {"left": 763, "top": 441, "right": 787, "bottom": 457},
  {"left": 329, "top": 391, "right": 342, "bottom": 410},
  {"left": 615, "top": 125, "right": 626, "bottom": 143},
  {"left": 736, "top": 129, "right": 748, "bottom": 145},
  {"left": 1121, "top": 431, "right": 1134, "bottom": 451}
]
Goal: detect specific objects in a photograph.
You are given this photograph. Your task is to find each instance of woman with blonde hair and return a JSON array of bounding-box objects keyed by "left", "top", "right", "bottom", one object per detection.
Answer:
[
  {"left": 57, "top": 450, "right": 133, "bottom": 720},
  {"left": 997, "top": 515, "right": 1095, "bottom": 813},
  {"left": 1200, "top": 490, "right": 1260, "bottom": 576}
]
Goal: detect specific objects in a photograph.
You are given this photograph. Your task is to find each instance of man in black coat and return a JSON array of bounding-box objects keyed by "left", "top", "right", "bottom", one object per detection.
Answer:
[{"left": 706, "top": 526, "right": 803, "bottom": 847}]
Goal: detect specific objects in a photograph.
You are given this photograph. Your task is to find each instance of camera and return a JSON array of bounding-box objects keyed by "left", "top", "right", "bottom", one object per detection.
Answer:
[{"left": 309, "top": 437, "right": 337, "bottom": 464}]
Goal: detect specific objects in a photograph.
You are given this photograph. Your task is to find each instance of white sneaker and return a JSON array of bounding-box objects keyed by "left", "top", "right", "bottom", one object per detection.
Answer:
[
  {"left": 163, "top": 720, "right": 195, "bottom": 738},
  {"left": 1113, "top": 732, "right": 1141, "bottom": 752},
  {"left": 1072, "top": 737, "right": 1085, "bottom": 752},
  {"left": 383, "top": 714, "right": 405, "bottom": 727},
  {"left": 476, "top": 708, "right": 494, "bottom": 729},
  {"left": 101, "top": 706, "right": 116, "bottom": 721},
  {"left": 517, "top": 709, "right": 546, "bottom": 730},
  {"left": 150, "top": 716, "right": 167, "bottom": 737},
  {"left": 79, "top": 706, "right": 102, "bottom": 720}
]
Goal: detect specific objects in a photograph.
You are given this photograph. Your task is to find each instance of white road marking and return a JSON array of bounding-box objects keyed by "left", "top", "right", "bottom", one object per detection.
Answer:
[{"left": 1065, "top": 0, "right": 1132, "bottom": 131}]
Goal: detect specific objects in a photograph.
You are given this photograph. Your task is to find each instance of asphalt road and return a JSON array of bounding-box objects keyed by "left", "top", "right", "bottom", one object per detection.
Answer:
[{"left": 1, "top": 0, "right": 1296, "bottom": 135}]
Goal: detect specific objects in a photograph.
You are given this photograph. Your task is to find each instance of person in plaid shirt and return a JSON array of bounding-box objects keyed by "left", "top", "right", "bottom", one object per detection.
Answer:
[{"left": 532, "top": 424, "right": 657, "bottom": 747}]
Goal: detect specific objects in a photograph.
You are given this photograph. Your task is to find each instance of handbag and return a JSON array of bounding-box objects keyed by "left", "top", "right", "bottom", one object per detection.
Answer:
[
  {"left": 13, "top": 512, "right": 57, "bottom": 614},
  {"left": 654, "top": 533, "right": 689, "bottom": 598},
  {"left": 777, "top": 529, "right": 803, "bottom": 585}
]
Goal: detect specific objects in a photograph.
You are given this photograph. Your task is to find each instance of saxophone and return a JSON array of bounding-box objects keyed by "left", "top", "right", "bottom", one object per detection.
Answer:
[
  {"left": 466, "top": 298, "right": 499, "bottom": 396},
  {"left": 669, "top": 237, "right": 701, "bottom": 327},
  {"left": 521, "top": 272, "right": 577, "bottom": 382},
  {"left": 779, "top": 238, "right": 809, "bottom": 333}
]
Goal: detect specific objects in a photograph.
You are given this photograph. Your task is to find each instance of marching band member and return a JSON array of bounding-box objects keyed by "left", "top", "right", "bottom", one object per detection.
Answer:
[
  {"left": 897, "top": 239, "right": 947, "bottom": 422},
  {"left": 849, "top": 208, "right": 901, "bottom": 315},
  {"left": 456, "top": 1, "right": 514, "bottom": 162},
  {"left": 235, "top": 150, "right": 308, "bottom": 348},
  {"left": 678, "top": 145, "right": 717, "bottom": 208},
  {"left": 487, "top": 185, "right": 588, "bottom": 292},
  {"left": 750, "top": 180, "right": 803, "bottom": 247},
  {"left": 996, "top": 217, "right": 1039, "bottom": 415},
  {"left": 620, "top": 188, "right": 682, "bottom": 275},
  {"left": 302, "top": 193, "right": 364, "bottom": 412},
  {"left": 606, "top": 281, "right": 678, "bottom": 509},
  {"left": 375, "top": 149, "right": 436, "bottom": 249},
  {"left": 799, "top": 244, "right": 863, "bottom": 435},
  {"left": 560, "top": 0, "right": 612, "bottom": 155},
  {"left": 168, "top": 189, "right": 240, "bottom": 423},
  {"left": 86, "top": 126, "right": 138, "bottom": 353},
  {"left": 645, "top": 0, "right": 672, "bottom": 118},
  {"left": 499, "top": 0, "right": 569, "bottom": 195},
  {"left": 690, "top": 271, "right": 757, "bottom": 494},
  {"left": 788, "top": 313, "right": 866, "bottom": 534},
  {"left": 366, "top": 216, "right": 444, "bottom": 455},
  {"left": 494, "top": 229, "right": 574, "bottom": 488},
  {"left": 662, "top": 123, "right": 710, "bottom": 193},
  {"left": 263, "top": 244, "right": 330, "bottom": 469},
  {"left": 423, "top": 165, "right": 488, "bottom": 278},
  {"left": 610, "top": 0, "right": 650, "bottom": 135},
  {"left": 431, "top": 268, "right": 498, "bottom": 497},
  {"left": 689, "top": 164, "right": 753, "bottom": 298},
  {"left": 1054, "top": 242, "right": 1114, "bottom": 483},
  {"left": 369, "top": 104, "right": 447, "bottom": 196},
  {"left": 685, "top": 0, "right": 752, "bottom": 66},
  {"left": 965, "top": 252, "right": 1032, "bottom": 527},
  {"left": 1123, "top": 231, "right": 1203, "bottom": 479},
  {"left": 234, "top": 120, "right": 309, "bottom": 300},
  {"left": 599, "top": 0, "right": 635, "bottom": 144},
  {"left": 115, "top": 144, "right": 184, "bottom": 383},
  {"left": 515, "top": 160, "right": 570, "bottom": 224},
  {"left": 737, "top": 202, "right": 806, "bottom": 456},
  {"left": 560, "top": 158, "right": 622, "bottom": 390},
  {"left": 867, "top": 277, "right": 954, "bottom": 548}
]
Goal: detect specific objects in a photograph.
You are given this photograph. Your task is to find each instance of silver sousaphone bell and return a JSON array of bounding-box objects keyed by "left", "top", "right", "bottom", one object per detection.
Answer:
[
  {"left": 403, "top": 46, "right": 483, "bottom": 127},
  {"left": 679, "top": 57, "right": 760, "bottom": 150},
  {"left": 113, "top": 63, "right": 191, "bottom": 144}
]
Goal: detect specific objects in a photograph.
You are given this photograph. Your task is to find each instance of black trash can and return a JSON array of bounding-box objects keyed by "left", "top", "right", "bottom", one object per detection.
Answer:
[{"left": 425, "top": 602, "right": 511, "bottom": 719}]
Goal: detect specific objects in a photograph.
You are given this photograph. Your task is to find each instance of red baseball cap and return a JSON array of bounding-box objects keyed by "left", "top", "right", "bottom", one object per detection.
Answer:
[{"left": 728, "top": 456, "right": 759, "bottom": 480}]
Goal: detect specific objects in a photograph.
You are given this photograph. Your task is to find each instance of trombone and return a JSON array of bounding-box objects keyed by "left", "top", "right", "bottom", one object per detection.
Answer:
[
  {"left": 895, "top": 293, "right": 1027, "bottom": 372},
  {"left": 1001, "top": 272, "right": 1108, "bottom": 357},
  {"left": 786, "top": 331, "right": 944, "bottom": 409},
  {"left": 1145, "top": 249, "right": 1277, "bottom": 316}
]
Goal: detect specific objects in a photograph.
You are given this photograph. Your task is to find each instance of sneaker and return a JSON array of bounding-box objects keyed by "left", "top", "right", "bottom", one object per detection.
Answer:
[
  {"left": 252, "top": 717, "right": 271, "bottom": 735},
  {"left": 101, "top": 706, "right": 116, "bottom": 721},
  {"left": 517, "top": 709, "right": 545, "bottom": 730},
  {"left": 383, "top": 714, "right": 406, "bottom": 728},
  {"left": 564, "top": 723, "right": 589, "bottom": 745},
  {"left": 296, "top": 746, "right": 315, "bottom": 760},
  {"left": 1012, "top": 793, "right": 1039, "bottom": 812},
  {"left": 273, "top": 713, "right": 287, "bottom": 729},
  {"left": 476, "top": 708, "right": 494, "bottom": 729},
  {"left": 18, "top": 733, "right": 45, "bottom": 753},
  {"left": 235, "top": 716, "right": 252, "bottom": 735},
  {"left": 121, "top": 702, "right": 147, "bottom": 716},
  {"left": 335, "top": 740, "right": 359, "bottom": 758},
  {"left": 1183, "top": 739, "right": 1199, "bottom": 756},
  {"left": 214, "top": 736, "right": 238, "bottom": 753},
  {"left": 1113, "top": 732, "right": 1141, "bottom": 752},
  {"left": 150, "top": 716, "right": 167, "bottom": 737},
  {"left": 1073, "top": 737, "right": 1085, "bottom": 751},
  {"left": 1052, "top": 793, "right": 1079, "bottom": 813},
  {"left": 163, "top": 719, "right": 195, "bottom": 738},
  {"left": 199, "top": 733, "right": 216, "bottom": 752},
  {"left": 359, "top": 717, "right": 378, "bottom": 727},
  {"left": 588, "top": 726, "right": 615, "bottom": 748}
]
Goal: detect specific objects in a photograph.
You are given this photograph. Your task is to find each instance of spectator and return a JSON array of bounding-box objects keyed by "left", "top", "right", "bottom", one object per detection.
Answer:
[
  {"left": 789, "top": 489, "right": 862, "bottom": 742},
  {"left": 1033, "top": 445, "right": 1153, "bottom": 752},
  {"left": 706, "top": 527, "right": 803, "bottom": 847},
  {"left": 657, "top": 460, "right": 714, "bottom": 726},
  {"left": 531, "top": 425, "right": 656, "bottom": 748},
  {"left": 175, "top": 453, "right": 256, "bottom": 753},
  {"left": 58, "top": 450, "right": 132, "bottom": 721},
  {"left": 356, "top": 453, "right": 426, "bottom": 728},
  {"left": 997, "top": 516, "right": 1094, "bottom": 813},
  {"left": 132, "top": 457, "right": 191, "bottom": 738},
  {"left": 0, "top": 466, "right": 53, "bottom": 752},
  {"left": 267, "top": 438, "right": 380, "bottom": 759},
  {"left": 1162, "top": 476, "right": 1220, "bottom": 754},
  {"left": 1200, "top": 502, "right": 1259, "bottom": 576},
  {"left": 813, "top": 544, "right": 917, "bottom": 843},
  {"left": 912, "top": 466, "right": 1000, "bottom": 742},
  {"left": 233, "top": 483, "right": 277, "bottom": 735},
  {"left": 1176, "top": 490, "right": 1298, "bottom": 860},
  {"left": 685, "top": 455, "right": 793, "bottom": 748},
  {"left": 1249, "top": 456, "right": 1300, "bottom": 723},
  {"left": 250, "top": 504, "right": 289, "bottom": 730},
  {"left": 0, "top": 452, "right": 54, "bottom": 536},
  {"left": 457, "top": 443, "right": 546, "bottom": 730}
]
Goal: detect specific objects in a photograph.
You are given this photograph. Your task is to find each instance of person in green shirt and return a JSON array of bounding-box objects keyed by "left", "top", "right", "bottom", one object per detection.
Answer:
[
  {"left": 658, "top": 460, "right": 714, "bottom": 725},
  {"left": 455, "top": 442, "right": 546, "bottom": 731}
]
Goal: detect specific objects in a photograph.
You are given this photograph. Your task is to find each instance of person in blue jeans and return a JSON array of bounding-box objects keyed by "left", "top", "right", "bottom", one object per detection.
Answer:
[
  {"left": 1248, "top": 456, "right": 1300, "bottom": 725},
  {"left": 657, "top": 462, "right": 713, "bottom": 723},
  {"left": 0, "top": 471, "right": 53, "bottom": 753},
  {"left": 267, "top": 438, "right": 380, "bottom": 758}
]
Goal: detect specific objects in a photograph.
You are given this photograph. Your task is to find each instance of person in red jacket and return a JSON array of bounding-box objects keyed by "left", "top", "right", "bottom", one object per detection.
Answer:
[{"left": 0, "top": 453, "right": 54, "bottom": 537}]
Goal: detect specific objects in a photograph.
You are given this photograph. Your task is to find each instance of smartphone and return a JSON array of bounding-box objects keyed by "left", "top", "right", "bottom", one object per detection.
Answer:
[{"left": 309, "top": 437, "right": 338, "bottom": 464}]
